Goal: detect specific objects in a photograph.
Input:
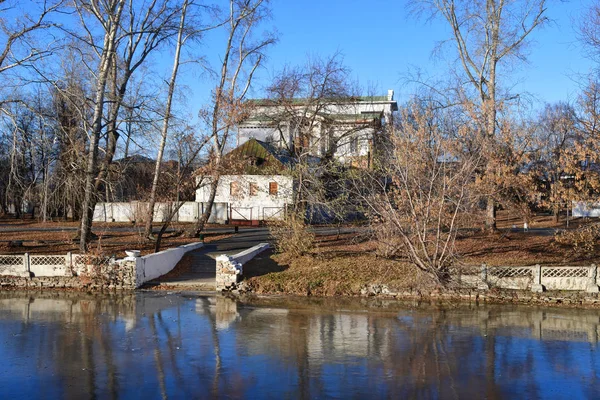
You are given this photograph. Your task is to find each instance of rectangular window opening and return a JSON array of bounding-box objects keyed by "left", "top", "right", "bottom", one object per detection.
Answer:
[
  {"left": 249, "top": 182, "right": 259, "bottom": 196},
  {"left": 230, "top": 181, "right": 239, "bottom": 196},
  {"left": 269, "top": 182, "right": 278, "bottom": 196}
]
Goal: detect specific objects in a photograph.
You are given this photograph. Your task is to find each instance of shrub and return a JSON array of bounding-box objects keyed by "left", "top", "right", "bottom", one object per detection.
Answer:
[
  {"left": 372, "top": 221, "right": 403, "bottom": 258},
  {"left": 554, "top": 224, "right": 600, "bottom": 257},
  {"left": 268, "top": 215, "right": 315, "bottom": 258}
]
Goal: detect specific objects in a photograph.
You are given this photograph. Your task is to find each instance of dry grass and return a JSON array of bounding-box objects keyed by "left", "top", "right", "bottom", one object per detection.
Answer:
[
  {"left": 244, "top": 233, "right": 434, "bottom": 296},
  {"left": 244, "top": 212, "right": 600, "bottom": 296},
  {"left": 245, "top": 251, "right": 431, "bottom": 296},
  {"left": 454, "top": 232, "right": 590, "bottom": 266}
]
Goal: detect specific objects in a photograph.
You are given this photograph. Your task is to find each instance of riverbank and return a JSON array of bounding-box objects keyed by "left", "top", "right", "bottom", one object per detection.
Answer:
[
  {"left": 232, "top": 282, "right": 600, "bottom": 309},
  {"left": 237, "top": 229, "right": 600, "bottom": 309},
  {"left": 2, "top": 274, "right": 600, "bottom": 310}
]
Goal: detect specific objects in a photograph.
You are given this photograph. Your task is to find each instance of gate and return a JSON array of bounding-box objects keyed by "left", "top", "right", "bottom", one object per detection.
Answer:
[
  {"left": 230, "top": 206, "right": 252, "bottom": 222},
  {"left": 263, "top": 206, "right": 286, "bottom": 221}
]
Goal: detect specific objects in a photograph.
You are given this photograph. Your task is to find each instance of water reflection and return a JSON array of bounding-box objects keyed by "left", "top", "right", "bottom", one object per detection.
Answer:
[{"left": 0, "top": 292, "right": 598, "bottom": 399}]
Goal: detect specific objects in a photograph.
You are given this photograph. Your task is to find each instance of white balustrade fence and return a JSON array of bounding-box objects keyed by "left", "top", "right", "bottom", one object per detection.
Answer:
[
  {"left": 456, "top": 264, "right": 599, "bottom": 293},
  {"left": 0, "top": 252, "right": 115, "bottom": 278},
  {"left": 0, "top": 241, "right": 203, "bottom": 289},
  {"left": 0, "top": 254, "right": 29, "bottom": 277}
]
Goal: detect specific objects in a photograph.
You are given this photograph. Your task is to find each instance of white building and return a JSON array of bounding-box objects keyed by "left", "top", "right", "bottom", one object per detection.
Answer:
[
  {"left": 237, "top": 90, "right": 398, "bottom": 167},
  {"left": 195, "top": 138, "right": 295, "bottom": 224},
  {"left": 195, "top": 92, "right": 398, "bottom": 224},
  {"left": 195, "top": 174, "right": 293, "bottom": 224}
]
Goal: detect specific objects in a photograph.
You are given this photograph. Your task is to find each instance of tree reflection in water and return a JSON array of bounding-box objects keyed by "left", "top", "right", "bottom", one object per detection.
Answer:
[{"left": 0, "top": 292, "right": 598, "bottom": 398}]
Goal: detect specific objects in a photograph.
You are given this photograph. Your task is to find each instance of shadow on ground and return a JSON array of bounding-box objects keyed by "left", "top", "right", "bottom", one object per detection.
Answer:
[{"left": 242, "top": 249, "right": 288, "bottom": 279}]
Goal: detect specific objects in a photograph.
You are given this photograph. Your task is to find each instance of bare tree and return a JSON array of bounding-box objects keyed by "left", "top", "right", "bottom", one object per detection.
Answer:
[
  {"left": 0, "top": 0, "right": 64, "bottom": 78},
  {"left": 143, "top": 0, "right": 213, "bottom": 240},
  {"left": 74, "top": 0, "right": 126, "bottom": 251},
  {"left": 531, "top": 102, "right": 578, "bottom": 222},
  {"left": 580, "top": 1, "right": 600, "bottom": 63},
  {"left": 0, "top": 1, "right": 65, "bottom": 217},
  {"left": 71, "top": 0, "right": 188, "bottom": 251},
  {"left": 187, "top": 0, "right": 275, "bottom": 237},
  {"left": 357, "top": 99, "right": 480, "bottom": 283},
  {"left": 411, "top": 0, "right": 549, "bottom": 230},
  {"left": 152, "top": 130, "right": 211, "bottom": 251},
  {"left": 94, "top": 0, "right": 188, "bottom": 201},
  {"left": 260, "top": 55, "right": 386, "bottom": 220}
]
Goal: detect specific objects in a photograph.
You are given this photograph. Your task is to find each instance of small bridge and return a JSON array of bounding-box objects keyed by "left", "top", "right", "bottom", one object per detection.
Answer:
[{"left": 146, "top": 227, "right": 271, "bottom": 290}]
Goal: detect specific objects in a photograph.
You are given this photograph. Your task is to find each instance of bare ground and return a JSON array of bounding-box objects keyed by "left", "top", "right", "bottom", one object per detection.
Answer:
[{"left": 0, "top": 216, "right": 231, "bottom": 256}]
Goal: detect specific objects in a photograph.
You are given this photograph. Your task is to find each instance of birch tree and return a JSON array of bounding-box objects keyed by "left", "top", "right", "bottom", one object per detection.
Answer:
[
  {"left": 76, "top": 0, "right": 125, "bottom": 251},
  {"left": 187, "top": 0, "right": 275, "bottom": 237},
  {"left": 71, "top": 0, "right": 186, "bottom": 251},
  {"left": 94, "top": 0, "right": 186, "bottom": 201},
  {"left": 143, "top": 0, "right": 207, "bottom": 239}
]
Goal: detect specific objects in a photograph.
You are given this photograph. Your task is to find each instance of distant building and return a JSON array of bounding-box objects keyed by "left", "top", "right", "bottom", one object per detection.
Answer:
[
  {"left": 195, "top": 139, "right": 295, "bottom": 224},
  {"left": 196, "top": 91, "right": 398, "bottom": 224},
  {"left": 237, "top": 90, "right": 397, "bottom": 168}
]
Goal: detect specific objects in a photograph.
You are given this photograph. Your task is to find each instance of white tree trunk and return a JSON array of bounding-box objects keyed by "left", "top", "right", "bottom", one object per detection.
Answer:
[{"left": 144, "top": 0, "right": 189, "bottom": 239}]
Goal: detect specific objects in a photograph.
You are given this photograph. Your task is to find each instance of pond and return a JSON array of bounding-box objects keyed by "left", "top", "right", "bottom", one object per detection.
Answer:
[{"left": 0, "top": 291, "right": 598, "bottom": 399}]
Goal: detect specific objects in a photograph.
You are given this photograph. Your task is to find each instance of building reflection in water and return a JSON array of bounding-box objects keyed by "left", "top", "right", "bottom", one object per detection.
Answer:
[{"left": 0, "top": 292, "right": 598, "bottom": 398}]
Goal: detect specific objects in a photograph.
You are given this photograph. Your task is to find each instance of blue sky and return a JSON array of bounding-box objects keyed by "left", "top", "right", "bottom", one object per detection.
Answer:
[
  {"left": 176, "top": 0, "right": 597, "bottom": 119},
  {"left": 270, "top": 0, "right": 595, "bottom": 100}
]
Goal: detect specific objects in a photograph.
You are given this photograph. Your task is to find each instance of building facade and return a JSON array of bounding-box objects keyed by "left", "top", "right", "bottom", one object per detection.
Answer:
[
  {"left": 195, "top": 92, "right": 398, "bottom": 224},
  {"left": 237, "top": 90, "right": 398, "bottom": 167}
]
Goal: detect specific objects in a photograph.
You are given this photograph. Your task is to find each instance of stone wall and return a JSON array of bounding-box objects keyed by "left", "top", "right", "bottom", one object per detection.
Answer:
[
  {"left": 0, "top": 259, "right": 137, "bottom": 290},
  {"left": 216, "top": 243, "right": 270, "bottom": 291}
]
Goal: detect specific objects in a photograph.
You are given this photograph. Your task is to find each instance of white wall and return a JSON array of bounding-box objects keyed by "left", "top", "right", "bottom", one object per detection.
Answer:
[
  {"left": 135, "top": 242, "right": 203, "bottom": 286},
  {"left": 93, "top": 202, "right": 228, "bottom": 223},
  {"left": 93, "top": 202, "right": 144, "bottom": 222},
  {"left": 572, "top": 201, "right": 600, "bottom": 218},
  {"left": 196, "top": 175, "right": 293, "bottom": 221}
]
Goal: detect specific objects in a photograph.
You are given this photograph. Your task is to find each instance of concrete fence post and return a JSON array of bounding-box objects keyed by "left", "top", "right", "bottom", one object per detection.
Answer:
[
  {"left": 478, "top": 263, "right": 489, "bottom": 290},
  {"left": 531, "top": 264, "right": 544, "bottom": 292},
  {"left": 23, "top": 253, "right": 30, "bottom": 278},
  {"left": 66, "top": 252, "right": 73, "bottom": 277},
  {"left": 586, "top": 264, "right": 599, "bottom": 293}
]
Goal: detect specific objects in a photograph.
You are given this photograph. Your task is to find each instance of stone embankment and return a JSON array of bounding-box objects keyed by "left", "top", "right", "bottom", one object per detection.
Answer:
[{"left": 356, "top": 285, "right": 600, "bottom": 309}]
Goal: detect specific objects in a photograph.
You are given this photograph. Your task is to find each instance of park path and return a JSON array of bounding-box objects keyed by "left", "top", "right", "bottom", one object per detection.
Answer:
[{"left": 146, "top": 228, "right": 271, "bottom": 290}]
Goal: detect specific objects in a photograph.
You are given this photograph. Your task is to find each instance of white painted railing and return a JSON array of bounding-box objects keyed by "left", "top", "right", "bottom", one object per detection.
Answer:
[
  {"left": 456, "top": 264, "right": 599, "bottom": 293},
  {"left": 0, "top": 252, "right": 116, "bottom": 278}
]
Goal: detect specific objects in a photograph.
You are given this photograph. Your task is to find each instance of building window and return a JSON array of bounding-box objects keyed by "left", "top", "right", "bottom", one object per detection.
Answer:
[
  {"left": 249, "top": 182, "right": 259, "bottom": 196},
  {"left": 230, "top": 181, "right": 239, "bottom": 196},
  {"left": 350, "top": 136, "right": 359, "bottom": 154},
  {"left": 269, "top": 182, "right": 278, "bottom": 196},
  {"left": 321, "top": 127, "right": 336, "bottom": 156}
]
